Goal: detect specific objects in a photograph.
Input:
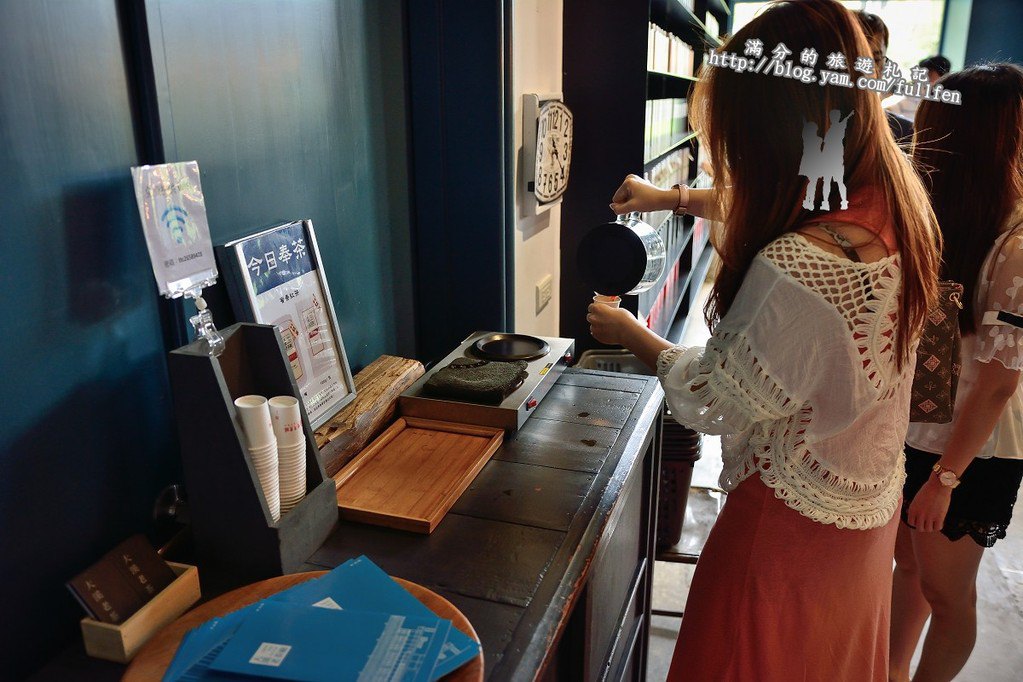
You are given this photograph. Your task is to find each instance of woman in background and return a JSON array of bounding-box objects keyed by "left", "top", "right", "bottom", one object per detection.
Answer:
[
  {"left": 587, "top": 0, "right": 940, "bottom": 679},
  {"left": 891, "top": 63, "right": 1023, "bottom": 682},
  {"left": 855, "top": 11, "right": 915, "bottom": 144}
]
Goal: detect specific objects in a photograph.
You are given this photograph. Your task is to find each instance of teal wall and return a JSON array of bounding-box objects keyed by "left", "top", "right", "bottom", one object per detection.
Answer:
[
  {"left": 146, "top": 0, "right": 415, "bottom": 364},
  {"left": 0, "top": 1, "right": 411, "bottom": 677}
]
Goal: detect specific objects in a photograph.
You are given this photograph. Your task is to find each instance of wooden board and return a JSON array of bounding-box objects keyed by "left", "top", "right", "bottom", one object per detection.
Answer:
[
  {"left": 334, "top": 417, "right": 504, "bottom": 533},
  {"left": 314, "top": 355, "right": 425, "bottom": 476},
  {"left": 122, "top": 571, "right": 483, "bottom": 682}
]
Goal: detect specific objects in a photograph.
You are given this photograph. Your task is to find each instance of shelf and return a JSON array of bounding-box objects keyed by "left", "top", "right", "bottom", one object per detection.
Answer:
[
  {"left": 644, "top": 131, "right": 698, "bottom": 169},
  {"left": 647, "top": 70, "right": 699, "bottom": 84},
  {"left": 647, "top": 71, "right": 698, "bottom": 100},
  {"left": 666, "top": 238, "right": 715, "bottom": 345},
  {"left": 656, "top": 262, "right": 691, "bottom": 338},
  {"left": 708, "top": 0, "right": 731, "bottom": 19},
  {"left": 637, "top": 220, "right": 695, "bottom": 324},
  {"left": 650, "top": 0, "right": 722, "bottom": 49}
]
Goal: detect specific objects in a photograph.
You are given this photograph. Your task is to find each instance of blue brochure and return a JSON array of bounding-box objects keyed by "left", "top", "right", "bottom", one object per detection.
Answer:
[
  {"left": 270, "top": 556, "right": 480, "bottom": 678},
  {"left": 164, "top": 604, "right": 262, "bottom": 682},
  {"left": 207, "top": 600, "right": 451, "bottom": 682}
]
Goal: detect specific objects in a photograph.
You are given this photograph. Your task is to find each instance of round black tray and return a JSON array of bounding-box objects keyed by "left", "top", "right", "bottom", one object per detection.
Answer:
[{"left": 473, "top": 333, "right": 550, "bottom": 362}]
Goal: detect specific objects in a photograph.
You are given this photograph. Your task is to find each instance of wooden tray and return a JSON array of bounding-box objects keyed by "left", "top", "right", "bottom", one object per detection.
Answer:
[
  {"left": 334, "top": 417, "right": 503, "bottom": 533},
  {"left": 122, "top": 571, "right": 483, "bottom": 682}
]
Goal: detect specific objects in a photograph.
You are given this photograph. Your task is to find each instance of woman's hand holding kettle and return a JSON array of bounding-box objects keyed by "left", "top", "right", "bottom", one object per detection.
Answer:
[{"left": 610, "top": 174, "right": 684, "bottom": 215}]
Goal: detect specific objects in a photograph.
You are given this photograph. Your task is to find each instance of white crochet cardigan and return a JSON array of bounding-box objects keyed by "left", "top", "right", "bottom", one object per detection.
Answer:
[{"left": 658, "top": 233, "right": 912, "bottom": 529}]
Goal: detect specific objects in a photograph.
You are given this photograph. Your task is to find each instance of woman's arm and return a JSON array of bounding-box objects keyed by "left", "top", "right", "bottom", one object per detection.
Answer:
[
  {"left": 610, "top": 174, "right": 722, "bottom": 221},
  {"left": 908, "top": 360, "right": 1022, "bottom": 532}
]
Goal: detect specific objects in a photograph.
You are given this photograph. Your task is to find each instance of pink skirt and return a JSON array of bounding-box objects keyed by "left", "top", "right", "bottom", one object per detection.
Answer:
[{"left": 667, "top": 475, "right": 899, "bottom": 681}]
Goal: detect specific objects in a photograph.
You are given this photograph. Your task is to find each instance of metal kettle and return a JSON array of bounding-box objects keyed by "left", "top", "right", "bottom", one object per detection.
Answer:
[{"left": 577, "top": 212, "right": 666, "bottom": 296}]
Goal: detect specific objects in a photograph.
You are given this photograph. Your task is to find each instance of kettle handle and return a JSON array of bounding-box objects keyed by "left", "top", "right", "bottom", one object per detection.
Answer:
[{"left": 615, "top": 211, "right": 641, "bottom": 224}]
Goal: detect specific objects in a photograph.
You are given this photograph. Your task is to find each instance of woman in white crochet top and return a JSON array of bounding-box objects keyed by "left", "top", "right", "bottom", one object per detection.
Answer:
[{"left": 586, "top": 1, "right": 941, "bottom": 679}]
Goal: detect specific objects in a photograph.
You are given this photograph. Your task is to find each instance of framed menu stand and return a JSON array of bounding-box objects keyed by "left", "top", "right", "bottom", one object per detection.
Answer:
[{"left": 167, "top": 323, "right": 338, "bottom": 594}]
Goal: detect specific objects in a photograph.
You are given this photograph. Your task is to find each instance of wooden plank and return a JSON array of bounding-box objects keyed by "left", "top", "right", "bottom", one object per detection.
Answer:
[
  {"left": 450, "top": 460, "right": 596, "bottom": 532},
  {"left": 308, "top": 515, "right": 565, "bottom": 607},
  {"left": 535, "top": 383, "right": 640, "bottom": 429},
  {"left": 431, "top": 589, "right": 525, "bottom": 678},
  {"left": 556, "top": 370, "right": 650, "bottom": 394},
  {"left": 335, "top": 420, "right": 503, "bottom": 533},
  {"left": 496, "top": 418, "right": 620, "bottom": 473},
  {"left": 314, "top": 355, "right": 425, "bottom": 476}
]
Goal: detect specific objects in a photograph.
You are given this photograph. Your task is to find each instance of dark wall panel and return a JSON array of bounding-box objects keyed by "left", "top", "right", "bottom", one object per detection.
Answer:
[
  {"left": 406, "top": 0, "right": 508, "bottom": 362},
  {"left": 145, "top": 0, "right": 415, "bottom": 368},
  {"left": 964, "top": 0, "right": 1023, "bottom": 66},
  {"left": 0, "top": 2, "right": 178, "bottom": 676}
]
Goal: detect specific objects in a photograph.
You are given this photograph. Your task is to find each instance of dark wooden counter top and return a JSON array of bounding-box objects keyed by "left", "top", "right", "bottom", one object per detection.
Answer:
[{"left": 306, "top": 369, "right": 664, "bottom": 679}]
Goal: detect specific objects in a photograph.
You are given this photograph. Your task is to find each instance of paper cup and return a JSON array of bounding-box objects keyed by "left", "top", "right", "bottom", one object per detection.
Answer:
[
  {"left": 593, "top": 294, "right": 622, "bottom": 308},
  {"left": 278, "top": 441, "right": 306, "bottom": 504},
  {"left": 269, "top": 396, "right": 304, "bottom": 447},
  {"left": 235, "top": 395, "right": 275, "bottom": 448},
  {"left": 278, "top": 436, "right": 306, "bottom": 514},
  {"left": 246, "top": 439, "right": 280, "bottom": 521}
]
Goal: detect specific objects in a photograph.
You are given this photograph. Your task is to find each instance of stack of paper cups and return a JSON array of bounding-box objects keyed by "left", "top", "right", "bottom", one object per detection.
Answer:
[
  {"left": 270, "top": 396, "right": 306, "bottom": 514},
  {"left": 593, "top": 293, "right": 622, "bottom": 308},
  {"left": 235, "top": 395, "right": 281, "bottom": 521}
]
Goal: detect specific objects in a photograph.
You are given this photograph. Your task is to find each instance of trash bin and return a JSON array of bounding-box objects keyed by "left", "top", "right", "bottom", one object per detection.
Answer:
[{"left": 658, "top": 409, "right": 702, "bottom": 547}]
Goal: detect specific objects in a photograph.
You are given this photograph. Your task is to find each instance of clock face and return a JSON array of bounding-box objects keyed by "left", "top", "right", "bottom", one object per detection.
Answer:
[{"left": 534, "top": 100, "right": 573, "bottom": 203}]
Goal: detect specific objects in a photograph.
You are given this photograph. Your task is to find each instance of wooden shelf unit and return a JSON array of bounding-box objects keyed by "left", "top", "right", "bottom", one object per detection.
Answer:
[{"left": 561, "top": 0, "right": 730, "bottom": 358}]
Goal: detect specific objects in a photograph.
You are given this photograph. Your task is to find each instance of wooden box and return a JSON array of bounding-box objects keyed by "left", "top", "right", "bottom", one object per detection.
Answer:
[
  {"left": 167, "top": 323, "right": 339, "bottom": 594},
  {"left": 80, "top": 562, "right": 199, "bottom": 663}
]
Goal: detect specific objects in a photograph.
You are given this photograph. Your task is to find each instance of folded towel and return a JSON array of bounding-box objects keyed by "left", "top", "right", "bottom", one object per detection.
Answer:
[{"left": 424, "top": 357, "right": 529, "bottom": 404}]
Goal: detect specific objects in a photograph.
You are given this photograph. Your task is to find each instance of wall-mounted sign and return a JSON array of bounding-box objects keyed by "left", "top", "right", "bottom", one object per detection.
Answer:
[
  {"left": 220, "top": 220, "right": 356, "bottom": 428},
  {"left": 131, "top": 161, "right": 218, "bottom": 298}
]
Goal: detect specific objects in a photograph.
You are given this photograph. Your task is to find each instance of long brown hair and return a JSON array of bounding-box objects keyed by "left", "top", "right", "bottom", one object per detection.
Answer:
[
  {"left": 912, "top": 64, "right": 1023, "bottom": 334},
  {"left": 691, "top": 0, "right": 940, "bottom": 368}
]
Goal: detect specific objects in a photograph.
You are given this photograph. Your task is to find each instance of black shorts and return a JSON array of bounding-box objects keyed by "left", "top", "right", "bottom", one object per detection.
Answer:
[{"left": 902, "top": 444, "right": 1023, "bottom": 547}]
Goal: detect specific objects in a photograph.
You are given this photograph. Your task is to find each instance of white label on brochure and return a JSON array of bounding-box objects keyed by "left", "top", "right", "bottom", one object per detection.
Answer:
[
  {"left": 249, "top": 642, "right": 292, "bottom": 667},
  {"left": 312, "top": 597, "right": 343, "bottom": 610}
]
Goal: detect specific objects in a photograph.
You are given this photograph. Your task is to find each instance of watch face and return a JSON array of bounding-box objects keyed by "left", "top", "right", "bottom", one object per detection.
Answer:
[
  {"left": 534, "top": 100, "right": 573, "bottom": 203},
  {"left": 939, "top": 471, "right": 957, "bottom": 486}
]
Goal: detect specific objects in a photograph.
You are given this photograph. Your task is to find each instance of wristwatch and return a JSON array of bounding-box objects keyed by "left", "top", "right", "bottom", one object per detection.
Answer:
[
  {"left": 671, "top": 183, "right": 690, "bottom": 216},
  {"left": 931, "top": 463, "right": 961, "bottom": 489}
]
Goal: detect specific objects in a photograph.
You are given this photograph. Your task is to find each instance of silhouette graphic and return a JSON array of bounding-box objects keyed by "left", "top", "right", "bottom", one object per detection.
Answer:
[{"left": 799, "top": 109, "right": 854, "bottom": 211}]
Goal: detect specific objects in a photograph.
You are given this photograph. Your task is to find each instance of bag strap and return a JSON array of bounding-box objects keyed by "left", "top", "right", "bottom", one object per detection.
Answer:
[{"left": 817, "top": 224, "right": 862, "bottom": 263}]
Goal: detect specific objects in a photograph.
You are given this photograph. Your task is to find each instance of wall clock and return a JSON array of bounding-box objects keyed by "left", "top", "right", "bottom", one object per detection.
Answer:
[{"left": 523, "top": 93, "right": 573, "bottom": 213}]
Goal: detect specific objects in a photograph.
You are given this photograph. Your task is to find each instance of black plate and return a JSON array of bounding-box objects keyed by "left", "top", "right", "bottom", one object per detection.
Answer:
[{"left": 473, "top": 333, "right": 550, "bottom": 361}]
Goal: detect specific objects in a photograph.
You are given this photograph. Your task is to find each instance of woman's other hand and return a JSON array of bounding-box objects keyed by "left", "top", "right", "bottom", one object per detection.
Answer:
[
  {"left": 906, "top": 478, "right": 953, "bottom": 533},
  {"left": 587, "top": 303, "right": 642, "bottom": 346},
  {"left": 610, "top": 174, "right": 678, "bottom": 215}
]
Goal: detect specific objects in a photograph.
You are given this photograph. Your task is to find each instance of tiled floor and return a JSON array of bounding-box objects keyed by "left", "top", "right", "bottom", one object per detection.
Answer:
[{"left": 645, "top": 284, "right": 1023, "bottom": 681}]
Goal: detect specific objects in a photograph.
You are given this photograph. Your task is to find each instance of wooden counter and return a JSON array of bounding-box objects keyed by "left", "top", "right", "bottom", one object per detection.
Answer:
[
  {"left": 307, "top": 369, "right": 664, "bottom": 680},
  {"left": 31, "top": 369, "right": 663, "bottom": 682}
]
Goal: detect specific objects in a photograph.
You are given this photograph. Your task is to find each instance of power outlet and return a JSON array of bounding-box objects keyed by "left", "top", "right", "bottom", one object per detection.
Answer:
[{"left": 536, "top": 274, "right": 554, "bottom": 314}]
